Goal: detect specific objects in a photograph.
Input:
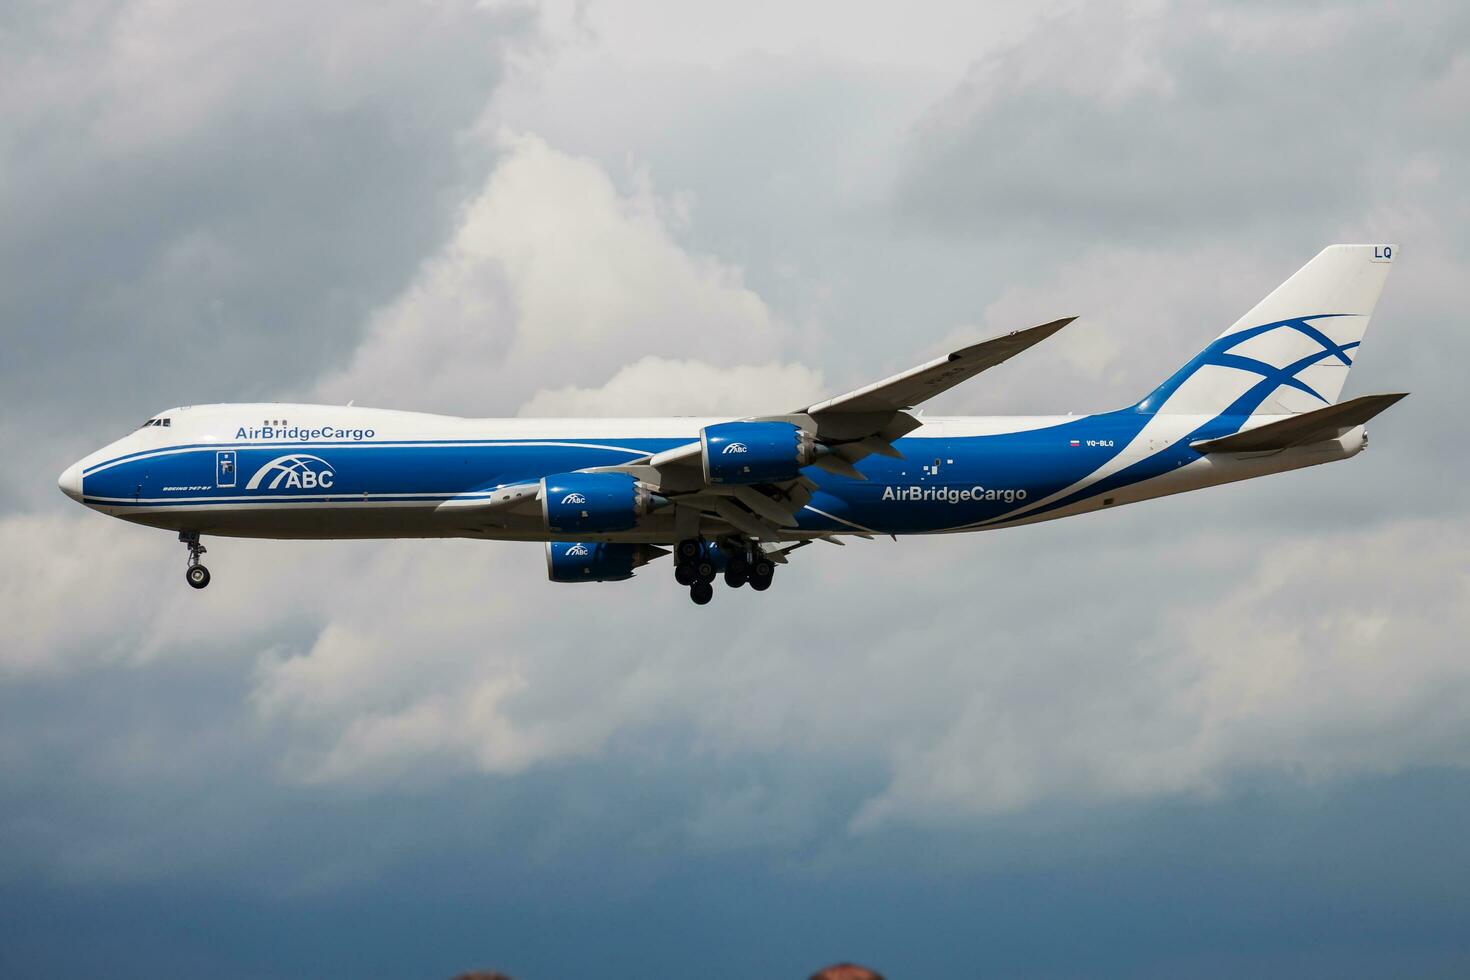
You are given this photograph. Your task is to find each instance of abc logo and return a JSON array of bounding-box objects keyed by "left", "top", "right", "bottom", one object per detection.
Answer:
[{"left": 245, "top": 454, "right": 336, "bottom": 491}]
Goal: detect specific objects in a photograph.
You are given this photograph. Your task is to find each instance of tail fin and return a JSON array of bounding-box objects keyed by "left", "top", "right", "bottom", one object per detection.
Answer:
[{"left": 1137, "top": 244, "right": 1396, "bottom": 416}]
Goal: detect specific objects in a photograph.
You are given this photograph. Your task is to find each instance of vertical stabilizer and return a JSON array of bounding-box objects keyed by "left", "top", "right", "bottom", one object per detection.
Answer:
[{"left": 1138, "top": 244, "right": 1396, "bottom": 416}]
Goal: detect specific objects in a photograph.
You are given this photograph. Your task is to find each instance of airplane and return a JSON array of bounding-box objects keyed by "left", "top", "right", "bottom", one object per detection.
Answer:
[{"left": 58, "top": 244, "right": 1405, "bottom": 605}]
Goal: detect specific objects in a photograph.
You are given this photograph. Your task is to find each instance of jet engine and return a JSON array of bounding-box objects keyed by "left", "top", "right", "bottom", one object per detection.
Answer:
[
  {"left": 540, "top": 472, "right": 662, "bottom": 533},
  {"left": 545, "top": 541, "right": 665, "bottom": 583},
  {"left": 700, "top": 421, "right": 817, "bottom": 485}
]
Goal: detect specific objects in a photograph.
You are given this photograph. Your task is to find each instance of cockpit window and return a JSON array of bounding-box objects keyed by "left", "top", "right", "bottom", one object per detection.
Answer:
[{"left": 140, "top": 418, "right": 173, "bottom": 429}]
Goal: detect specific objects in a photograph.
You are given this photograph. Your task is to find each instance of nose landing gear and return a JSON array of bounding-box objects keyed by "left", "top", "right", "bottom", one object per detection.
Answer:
[{"left": 180, "top": 531, "right": 211, "bottom": 589}]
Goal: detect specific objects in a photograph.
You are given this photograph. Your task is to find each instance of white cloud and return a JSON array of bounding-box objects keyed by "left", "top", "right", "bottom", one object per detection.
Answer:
[
  {"left": 211, "top": 500, "right": 1470, "bottom": 840},
  {"left": 518, "top": 356, "right": 826, "bottom": 417},
  {"left": 314, "top": 132, "right": 787, "bottom": 416},
  {"left": 244, "top": 548, "right": 674, "bottom": 784},
  {"left": 854, "top": 517, "right": 1470, "bottom": 827}
]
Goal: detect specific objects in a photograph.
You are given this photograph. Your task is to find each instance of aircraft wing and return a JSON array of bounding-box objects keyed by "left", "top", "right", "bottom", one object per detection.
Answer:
[
  {"left": 635, "top": 316, "right": 1076, "bottom": 491},
  {"left": 469, "top": 317, "right": 1074, "bottom": 541},
  {"left": 798, "top": 316, "right": 1075, "bottom": 418}
]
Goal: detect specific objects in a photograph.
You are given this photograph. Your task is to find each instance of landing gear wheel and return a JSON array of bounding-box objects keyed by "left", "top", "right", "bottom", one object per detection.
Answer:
[
  {"left": 690, "top": 580, "right": 714, "bottom": 605},
  {"left": 724, "top": 568, "right": 748, "bottom": 589},
  {"left": 726, "top": 554, "right": 750, "bottom": 577},
  {"left": 674, "top": 562, "right": 697, "bottom": 586},
  {"left": 179, "top": 531, "right": 210, "bottom": 590},
  {"left": 695, "top": 559, "right": 717, "bottom": 582},
  {"left": 676, "top": 538, "right": 703, "bottom": 562},
  {"left": 749, "top": 558, "right": 774, "bottom": 592}
]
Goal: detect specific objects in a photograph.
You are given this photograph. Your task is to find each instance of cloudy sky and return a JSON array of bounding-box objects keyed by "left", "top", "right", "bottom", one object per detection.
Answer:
[{"left": 3, "top": 1, "right": 1469, "bottom": 976}]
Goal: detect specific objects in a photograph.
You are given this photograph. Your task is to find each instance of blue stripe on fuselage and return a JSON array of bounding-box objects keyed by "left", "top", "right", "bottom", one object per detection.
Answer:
[
  {"left": 799, "top": 413, "right": 1149, "bottom": 532},
  {"left": 81, "top": 416, "right": 1162, "bottom": 533},
  {"left": 82, "top": 440, "right": 676, "bottom": 504}
]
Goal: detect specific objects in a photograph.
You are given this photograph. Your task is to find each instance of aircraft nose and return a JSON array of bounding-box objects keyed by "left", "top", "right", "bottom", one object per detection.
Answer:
[{"left": 58, "top": 460, "right": 84, "bottom": 502}]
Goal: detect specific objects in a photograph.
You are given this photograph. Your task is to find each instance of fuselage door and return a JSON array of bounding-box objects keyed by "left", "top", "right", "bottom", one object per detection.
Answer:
[{"left": 216, "top": 450, "right": 237, "bottom": 488}]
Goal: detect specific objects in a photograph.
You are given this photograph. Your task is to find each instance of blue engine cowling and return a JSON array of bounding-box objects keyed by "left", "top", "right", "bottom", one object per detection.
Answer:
[
  {"left": 701, "top": 421, "right": 817, "bottom": 484},
  {"left": 541, "top": 472, "right": 658, "bottom": 533},
  {"left": 545, "top": 542, "right": 662, "bottom": 583}
]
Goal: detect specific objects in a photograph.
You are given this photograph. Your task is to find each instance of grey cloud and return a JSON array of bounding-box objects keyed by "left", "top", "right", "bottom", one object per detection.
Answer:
[
  {"left": 9, "top": 501, "right": 1466, "bottom": 851},
  {"left": 5, "top": 4, "right": 1470, "bottom": 975},
  {"left": 893, "top": 0, "right": 1470, "bottom": 244},
  {"left": 1, "top": 0, "right": 539, "bottom": 506}
]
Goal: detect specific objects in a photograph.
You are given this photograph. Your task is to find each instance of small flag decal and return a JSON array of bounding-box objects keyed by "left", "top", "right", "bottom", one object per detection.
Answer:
[{"left": 1069, "top": 439, "right": 1080, "bottom": 447}]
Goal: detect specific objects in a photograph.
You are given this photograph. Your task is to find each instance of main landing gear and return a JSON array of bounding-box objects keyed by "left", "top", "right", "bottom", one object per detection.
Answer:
[
  {"left": 674, "top": 538, "right": 774, "bottom": 605},
  {"left": 180, "top": 531, "right": 211, "bottom": 589}
]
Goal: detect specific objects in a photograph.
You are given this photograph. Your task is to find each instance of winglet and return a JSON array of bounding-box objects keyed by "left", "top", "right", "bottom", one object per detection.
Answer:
[
  {"left": 944, "top": 316, "right": 1076, "bottom": 366},
  {"left": 801, "top": 316, "right": 1077, "bottom": 417}
]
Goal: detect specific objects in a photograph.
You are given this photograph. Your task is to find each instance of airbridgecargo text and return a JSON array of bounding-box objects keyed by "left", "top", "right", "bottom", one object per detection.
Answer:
[
  {"left": 882, "top": 485, "right": 1028, "bottom": 504},
  {"left": 235, "top": 425, "right": 375, "bottom": 441}
]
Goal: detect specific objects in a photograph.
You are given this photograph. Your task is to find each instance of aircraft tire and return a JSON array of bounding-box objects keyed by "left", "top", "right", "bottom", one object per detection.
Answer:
[
  {"left": 676, "top": 538, "right": 702, "bottom": 561},
  {"left": 695, "top": 559, "right": 717, "bottom": 582},
  {"left": 186, "top": 564, "right": 211, "bottom": 589},
  {"left": 724, "top": 568, "right": 747, "bottom": 589},
  {"left": 674, "top": 562, "right": 697, "bottom": 586},
  {"left": 690, "top": 580, "right": 714, "bottom": 605}
]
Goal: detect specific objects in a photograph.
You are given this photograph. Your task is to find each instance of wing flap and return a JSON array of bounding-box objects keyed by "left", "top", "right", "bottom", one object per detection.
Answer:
[{"left": 710, "top": 499, "right": 784, "bottom": 540}]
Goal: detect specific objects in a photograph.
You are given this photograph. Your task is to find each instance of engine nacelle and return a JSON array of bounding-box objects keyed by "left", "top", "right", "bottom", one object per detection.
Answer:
[
  {"left": 541, "top": 472, "right": 659, "bottom": 533},
  {"left": 545, "top": 542, "right": 661, "bottom": 583},
  {"left": 700, "top": 421, "right": 817, "bottom": 485}
]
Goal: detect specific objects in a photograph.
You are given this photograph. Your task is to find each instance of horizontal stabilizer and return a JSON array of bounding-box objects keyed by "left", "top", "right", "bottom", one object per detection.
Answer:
[{"left": 1191, "top": 393, "right": 1408, "bottom": 454}]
